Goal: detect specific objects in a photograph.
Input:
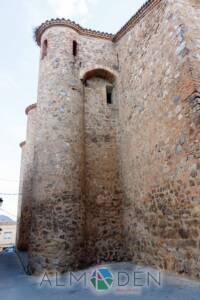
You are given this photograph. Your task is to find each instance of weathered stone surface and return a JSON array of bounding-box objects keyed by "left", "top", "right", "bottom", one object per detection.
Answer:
[
  {"left": 17, "top": 0, "right": 200, "bottom": 279},
  {"left": 84, "top": 78, "right": 124, "bottom": 264},
  {"left": 16, "top": 106, "right": 37, "bottom": 251}
]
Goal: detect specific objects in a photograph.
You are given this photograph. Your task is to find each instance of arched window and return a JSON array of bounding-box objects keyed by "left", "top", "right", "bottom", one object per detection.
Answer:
[
  {"left": 73, "top": 40, "right": 78, "bottom": 57},
  {"left": 41, "top": 39, "right": 48, "bottom": 60}
]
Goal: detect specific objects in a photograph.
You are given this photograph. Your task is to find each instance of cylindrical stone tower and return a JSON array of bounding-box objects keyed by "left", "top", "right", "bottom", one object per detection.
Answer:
[
  {"left": 28, "top": 24, "right": 85, "bottom": 274},
  {"left": 16, "top": 141, "right": 26, "bottom": 249},
  {"left": 16, "top": 104, "right": 37, "bottom": 250}
]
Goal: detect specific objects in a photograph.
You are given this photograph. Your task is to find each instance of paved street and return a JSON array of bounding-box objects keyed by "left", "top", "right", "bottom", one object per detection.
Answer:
[{"left": 0, "top": 252, "right": 200, "bottom": 300}]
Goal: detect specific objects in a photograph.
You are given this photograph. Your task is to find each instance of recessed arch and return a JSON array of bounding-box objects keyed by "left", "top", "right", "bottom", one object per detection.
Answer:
[{"left": 80, "top": 66, "right": 117, "bottom": 84}]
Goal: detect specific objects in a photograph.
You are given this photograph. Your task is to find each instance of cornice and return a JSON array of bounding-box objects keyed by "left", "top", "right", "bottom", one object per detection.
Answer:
[
  {"left": 35, "top": 19, "right": 114, "bottom": 45},
  {"left": 113, "top": 0, "right": 163, "bottom": 42},
  {"left": 34, "top": 0, "right": 163, "bottom": 45},
  {"left": 19, "top": 141, "right": 26, "bottom": 148},
  {"left": 25, "top": 103, "right": 37, "bottom": 115}
]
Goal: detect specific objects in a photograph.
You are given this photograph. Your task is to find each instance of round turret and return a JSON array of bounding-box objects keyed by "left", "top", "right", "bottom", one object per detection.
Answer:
[
  {"left": 28, "top": 24, "right": 86, "bottom": 274},
  {"left": 16, "top": 104, "right": 37, "bottom": 251}
]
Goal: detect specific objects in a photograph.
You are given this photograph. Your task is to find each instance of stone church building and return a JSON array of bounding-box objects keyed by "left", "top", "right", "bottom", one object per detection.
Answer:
[{"left": 17, "top": 0, "right": 200, "bottom": 277}]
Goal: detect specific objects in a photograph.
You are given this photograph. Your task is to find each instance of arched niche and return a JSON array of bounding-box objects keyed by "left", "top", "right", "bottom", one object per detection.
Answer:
[{"left": 80, "top": 66, "right": 117, "bottom": 84}]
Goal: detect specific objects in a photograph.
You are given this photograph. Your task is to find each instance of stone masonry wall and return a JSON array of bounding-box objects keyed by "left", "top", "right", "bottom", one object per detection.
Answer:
[
  {"left": 84, "top": 77, "right": 124, "bottom": 264},
  {"left": 79, "top": 34, "right": 118, "bottom": 75},
  {"left": 17, "top": 0, "right": 200, "bottom": 278},
  {"left": 28, "top": 27, "right": 86, "bottom": 274},
  {"left": 17, "top": 106, "right": 37, "bottom": 251},
  {"left": 116, "top": 0, "right": 200, "bottom": 278},
  {"left": 16, "top": 142, "right": 26, "bottom": 248},
  {"left": 28, "top": 25, "right": 122, "bottom": 274}
]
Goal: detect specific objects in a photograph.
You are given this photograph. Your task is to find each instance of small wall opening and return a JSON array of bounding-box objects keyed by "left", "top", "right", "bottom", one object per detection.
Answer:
[
  {"left": 106, "top": 85, "right": 113, "bottom": 104},
  {"left": 41, "top": 39, "right": 48, "bottom": 60},
  {"left": 73, "top": 40, "right": 78, "bottom": 57}
]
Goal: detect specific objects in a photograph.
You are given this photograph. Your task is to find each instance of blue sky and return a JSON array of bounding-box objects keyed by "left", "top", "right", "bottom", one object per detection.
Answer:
[{"left": 0, "top": 0, "right": 146, "bottom": 219}]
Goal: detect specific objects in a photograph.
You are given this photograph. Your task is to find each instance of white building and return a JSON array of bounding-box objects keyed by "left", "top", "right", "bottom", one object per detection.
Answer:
[{"left": 0, "top": 215, "right": 16, "bottom": 251}]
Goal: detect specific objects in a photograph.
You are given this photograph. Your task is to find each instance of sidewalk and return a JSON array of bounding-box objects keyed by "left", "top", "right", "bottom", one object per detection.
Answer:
[{"left": 0, "top": 252, "right": 200, "bottom": 300}]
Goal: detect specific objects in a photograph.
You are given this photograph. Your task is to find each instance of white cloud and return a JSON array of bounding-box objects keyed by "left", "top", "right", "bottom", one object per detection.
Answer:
[{"left": 48, "top": 0, "right": 97, "bottom": 24}]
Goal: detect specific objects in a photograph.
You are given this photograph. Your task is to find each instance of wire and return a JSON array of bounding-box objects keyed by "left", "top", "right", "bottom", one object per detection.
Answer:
[
  {"left": 0, "top": 193, "right": 21, "bottom": 196},
  {"left": 0, "top": 178, "right": 19, "bottom": 182}
]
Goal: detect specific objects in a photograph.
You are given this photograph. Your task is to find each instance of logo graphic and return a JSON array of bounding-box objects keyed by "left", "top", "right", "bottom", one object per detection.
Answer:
[{"left": 90, "top": 268, "right": 113, "bottom": 291}]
